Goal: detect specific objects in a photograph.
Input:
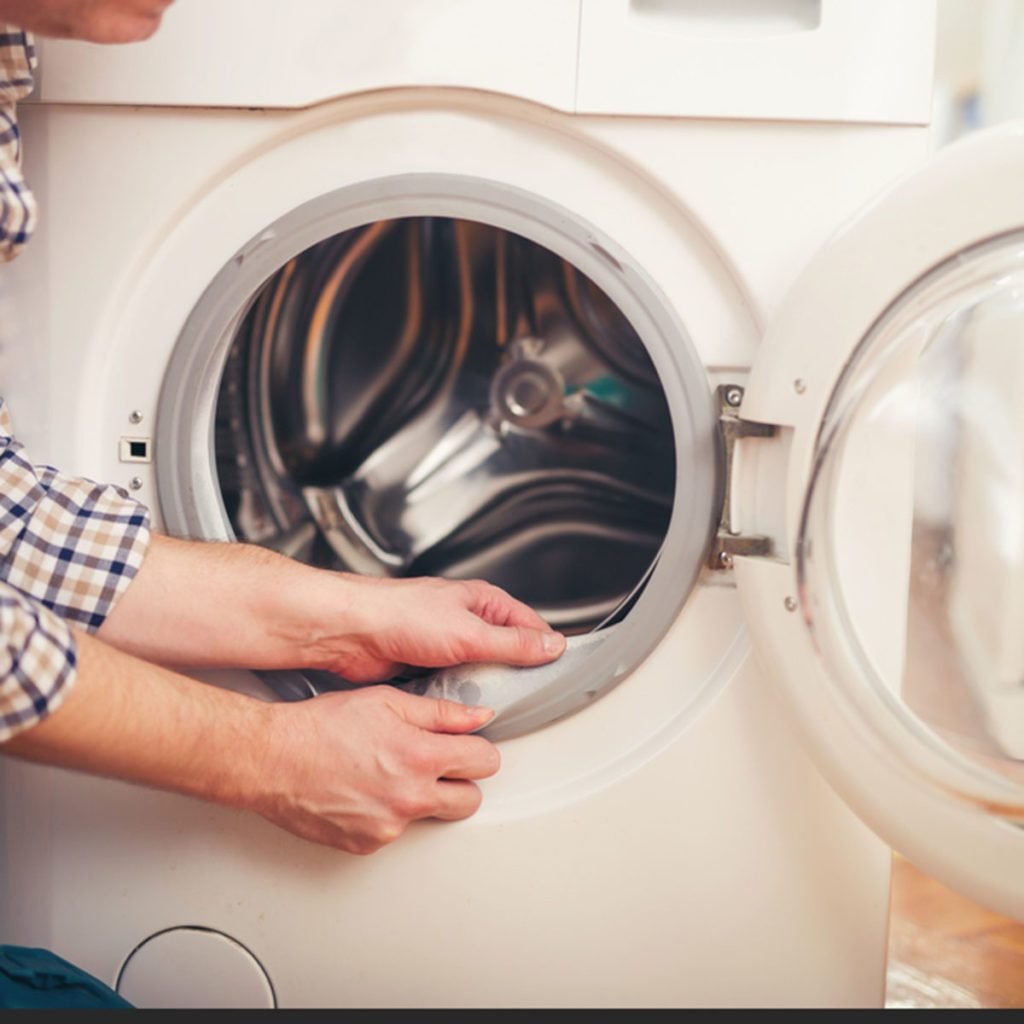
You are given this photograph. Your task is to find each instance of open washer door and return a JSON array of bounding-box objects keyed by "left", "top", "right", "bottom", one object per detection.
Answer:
[{"left": 734, "top": 122, "right": 1024, "bottom": 918}]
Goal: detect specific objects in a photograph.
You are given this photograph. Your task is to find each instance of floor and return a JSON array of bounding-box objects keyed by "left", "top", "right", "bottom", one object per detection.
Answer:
[{"left": 886, "top": 855, "right": 1024, "bottom": 1008}]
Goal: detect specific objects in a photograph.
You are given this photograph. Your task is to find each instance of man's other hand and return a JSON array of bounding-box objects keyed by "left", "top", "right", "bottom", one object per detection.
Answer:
[{"left": 253, "top": 687, "right": 500, "bottom": 854}]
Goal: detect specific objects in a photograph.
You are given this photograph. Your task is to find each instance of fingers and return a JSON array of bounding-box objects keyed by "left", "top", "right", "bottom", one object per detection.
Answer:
[
  {"left": 459, "top": 581, "right": 566, "bottom": 664},
  {"left": 258, "top": 687, "right": 499, "bottom": 855},
  {"left": 389, "top": 690, "right": 496, "bottom": 734},
  {"left": 428, "top": 732, "right": 501, "bottom": 781},
  {"left": 430, "top": 779, "right": 484, "bottom": 821},
  {"left": 463, "top": 622, "right": 567, "bottom": 667},
  {"left": 464, "top": 580, "right": 556, "bottom": 633},
  {"left": 496, "top": 602, "right": 556, "bottom": 633}
]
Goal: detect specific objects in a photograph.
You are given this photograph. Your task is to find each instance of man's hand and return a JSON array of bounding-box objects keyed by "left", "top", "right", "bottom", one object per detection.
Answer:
[
  {"left": 303, "top": 576, "right": 566, "bottom": 682},
  {"left": 100, "top": 536, "right": 566, "bottom": 680},
  {"left": 256, "top": 687, "right": 499, "bottom": 854},
  {"left": 5, "top": 633, "right": 500, "bottom": 855}
]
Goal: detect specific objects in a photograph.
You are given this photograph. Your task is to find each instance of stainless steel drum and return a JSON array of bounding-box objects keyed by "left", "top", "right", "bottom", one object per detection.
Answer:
[{"left": 213, "top": 218, "right": 675, "bottom": 635}]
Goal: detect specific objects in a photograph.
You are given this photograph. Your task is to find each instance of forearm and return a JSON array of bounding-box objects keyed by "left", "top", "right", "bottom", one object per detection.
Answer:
[
  {"left": 4, "top": 629, "right": 269, "bottom": 808},
  {"left": 97, "top": 534, "right": 349, "bottom": 670},
  {"left": 3, "top": 630, "right": 503, "bottom": 856},
  {"left": 97, "top": 534, "right": 563, "bottom": 682}
]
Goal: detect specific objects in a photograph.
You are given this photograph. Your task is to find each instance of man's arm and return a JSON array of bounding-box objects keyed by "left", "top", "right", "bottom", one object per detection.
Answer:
[
  {"left": 0, "top": 433, "right": 560, "bottom": 856},
  {"left": 98, "top": 534, "right": 565, "bottom": 680},
  {"left": 4, "top": 628, "right": 499, "bottom": 854}
]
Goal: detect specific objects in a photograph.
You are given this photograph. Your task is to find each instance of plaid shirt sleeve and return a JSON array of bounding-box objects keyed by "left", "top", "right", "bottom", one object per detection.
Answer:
[
  {"left": 0, "top": 580, "right": 77, "bottom": 741},
  {"left": 0, "top": 27, "right": 38, "bottom": 263},
  {"left": 0, "top": 400, "right": 151, "bottom": 740}
]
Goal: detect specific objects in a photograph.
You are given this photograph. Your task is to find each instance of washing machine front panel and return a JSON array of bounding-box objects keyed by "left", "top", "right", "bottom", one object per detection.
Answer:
[
  {"left": 735, "top": 122, "right": 1024, "bottom": 918},
  {"left": 2, "top": 89, "right": 923, "bottom": 1007},
  {"left": 27, "top": 95, "right": 887, "bottom": 1008}
]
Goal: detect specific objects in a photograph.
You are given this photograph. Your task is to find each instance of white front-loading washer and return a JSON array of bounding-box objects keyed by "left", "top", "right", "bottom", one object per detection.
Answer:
[{"left": 5, "top": 0, "right": 1023, "bottom": 1009}]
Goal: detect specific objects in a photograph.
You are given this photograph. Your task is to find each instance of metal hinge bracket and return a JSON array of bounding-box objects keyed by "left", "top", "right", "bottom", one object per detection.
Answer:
[{"left": 708, "top": 384, "right": 778, "bottom": 570}]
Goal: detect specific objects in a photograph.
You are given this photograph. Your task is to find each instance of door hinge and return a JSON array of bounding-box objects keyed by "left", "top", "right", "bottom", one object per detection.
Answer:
[{"left": 708, "top": 384, "right": 777, "bottom": 571}]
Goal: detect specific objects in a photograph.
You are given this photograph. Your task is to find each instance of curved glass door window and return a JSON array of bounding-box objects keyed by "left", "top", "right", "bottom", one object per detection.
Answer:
[
  {"left": 800, "top": 232, "right": 1024, "bottom": 814},
  {"left": 214, "top": 217, "right": 676, "bottom": 636}
]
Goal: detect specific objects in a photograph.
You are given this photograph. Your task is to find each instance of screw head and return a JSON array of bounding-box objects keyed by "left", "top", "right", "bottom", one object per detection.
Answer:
[
  {"left": 724, "top": 387, "right": 743, "bottom": 407},
  {"left": 129, "top": 476, "right": 143, "bottom": 491},
  {"left": 718, "top": 550, "right": 734, "bottom": 570},
  {"left": 129, "top": 410, "right": 144, "bottom": 424},
  {"left": 784, "top": 596, "right": 797, "bottom": 612},
  {"left": 793, "top": 379, "right": 807, "bottom": 395}
]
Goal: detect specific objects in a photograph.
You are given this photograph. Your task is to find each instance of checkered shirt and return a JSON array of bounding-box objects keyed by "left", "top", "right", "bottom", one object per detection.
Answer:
[
  {"left": 0, "top": 26, "right": 37, "bottom": 262},
  {"left": 0, "top": 401, "right": 151, "bottom": 740},
  {"left": 0, "top": 33, "right": 152, "bottom": 739}
]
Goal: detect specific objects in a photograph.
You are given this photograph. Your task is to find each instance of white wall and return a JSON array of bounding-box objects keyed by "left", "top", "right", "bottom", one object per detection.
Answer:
[{"left": 934, "top": 0, "right": 1024, "bottom": 147}]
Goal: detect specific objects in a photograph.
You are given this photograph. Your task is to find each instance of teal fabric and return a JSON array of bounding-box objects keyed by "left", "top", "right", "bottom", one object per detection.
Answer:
[{"left": 0, "top": 945, "right": 132, "bottom": 1009}]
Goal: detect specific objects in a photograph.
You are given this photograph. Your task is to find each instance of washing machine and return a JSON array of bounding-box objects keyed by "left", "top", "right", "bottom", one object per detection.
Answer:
[{"left": 2, "top": 0, "right": 1023, "bottom": 1009}]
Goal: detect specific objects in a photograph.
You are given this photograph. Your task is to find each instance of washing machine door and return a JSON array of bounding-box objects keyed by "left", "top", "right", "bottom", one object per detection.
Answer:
[{"left": 733, "top": 121, "right": 1024, "bottom": 918}]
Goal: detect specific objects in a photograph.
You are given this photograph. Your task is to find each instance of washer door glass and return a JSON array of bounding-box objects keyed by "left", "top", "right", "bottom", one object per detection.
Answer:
[
  {"left": 800, "top": 232, "right": 1024, "bottom": 815},
  {"left": 215, "top": 217, "right": 675, "bottom": 636}
]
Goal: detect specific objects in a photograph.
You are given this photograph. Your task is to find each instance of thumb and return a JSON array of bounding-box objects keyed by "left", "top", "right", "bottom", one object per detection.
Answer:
[{"left": 465, "top": 623, "right": 567, "bottom": 667}]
